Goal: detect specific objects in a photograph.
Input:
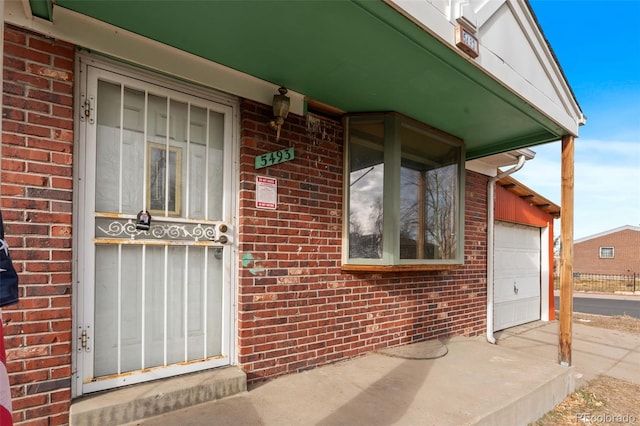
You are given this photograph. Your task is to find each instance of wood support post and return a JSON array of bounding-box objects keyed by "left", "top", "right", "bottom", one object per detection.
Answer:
[{"left": 559, "top": 135, "right": 575, "bottom": 366}]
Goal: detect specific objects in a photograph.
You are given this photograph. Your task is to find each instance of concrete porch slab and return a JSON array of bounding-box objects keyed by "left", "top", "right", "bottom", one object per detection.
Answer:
[
  {"left": 128, "top": 332, "right": 574, "bottom": 426},
  {"left": 376, "top": 338, "right": 448, "bottom": 359}
]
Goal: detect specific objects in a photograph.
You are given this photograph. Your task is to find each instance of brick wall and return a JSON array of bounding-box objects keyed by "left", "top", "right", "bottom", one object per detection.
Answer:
[
  {"left": 2, "top": 25, "right": 74, "bottom": 425},
  {"left": 574, "top": 229, "right": 640, "bottom": 275},
  {"left": 237, "top": 100, "right": 488, "bottom": 383}
]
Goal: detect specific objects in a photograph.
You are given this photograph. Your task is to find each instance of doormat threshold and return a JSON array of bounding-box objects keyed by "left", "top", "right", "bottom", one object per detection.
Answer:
[{"left": 376, "top": 339, "right": 448, "bottom": 360}]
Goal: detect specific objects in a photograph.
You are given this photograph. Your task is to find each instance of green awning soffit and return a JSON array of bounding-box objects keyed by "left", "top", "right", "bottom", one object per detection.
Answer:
[{"left": 30, "top": 0, "right": 568, "bottom": 159}]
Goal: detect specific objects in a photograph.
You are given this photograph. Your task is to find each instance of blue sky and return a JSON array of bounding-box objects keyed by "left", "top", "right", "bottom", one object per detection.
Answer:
[{"left": 513, "top": 1, "right": 640, "bottom": 240}]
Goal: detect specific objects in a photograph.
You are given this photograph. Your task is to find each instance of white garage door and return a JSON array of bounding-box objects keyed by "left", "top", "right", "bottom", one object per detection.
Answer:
[{"left": 494, "top": 222, "right": 541, "bottom": 331}]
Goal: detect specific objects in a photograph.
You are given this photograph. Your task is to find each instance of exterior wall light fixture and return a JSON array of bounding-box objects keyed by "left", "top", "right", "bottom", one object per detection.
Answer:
[{"left": 270, "top": 86, "right": 290, "bottom": 141}]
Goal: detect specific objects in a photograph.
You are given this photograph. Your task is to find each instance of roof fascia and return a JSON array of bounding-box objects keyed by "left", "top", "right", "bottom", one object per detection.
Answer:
[
  {"left": 499, "top": 0, "right": 585, "bottom": 127},
  {"left": 574, "top": 225, "right": 640, "bottom": 244},
  {"left": 387, "top": 0, "right": 584, "bottom": 136},
  {"left": 497, "top": 174, "right": 560, "bottom": 218},
  {"left": 466, "top": 148, "right": 535, "bottom": 177}
]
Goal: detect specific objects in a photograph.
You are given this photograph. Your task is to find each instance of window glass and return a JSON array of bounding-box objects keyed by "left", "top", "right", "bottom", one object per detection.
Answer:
[
  {"left": 400, "top": 124, "right": 459, "bottom": 260},
  {"left": 348, "top": 120, "right": 384, "bottom": 259},
  {"left": 599, "top": 247, "right": 614, "bottom": 258},
  {"left": 346, "top": 114, "right": 463, "bottom": 266}
]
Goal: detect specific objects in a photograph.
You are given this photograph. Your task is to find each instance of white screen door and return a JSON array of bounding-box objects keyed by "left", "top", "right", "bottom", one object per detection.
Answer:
[{"left": 75, "top": 59, "right": 236, "bottom": 394}]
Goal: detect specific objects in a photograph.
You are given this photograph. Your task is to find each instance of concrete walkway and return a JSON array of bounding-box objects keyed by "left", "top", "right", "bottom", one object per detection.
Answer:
[
  {"left": 497, "top": 320, "right": 640, "bottom": 386},
  {"left": 104, "top": 320, "right": 640, "bottom": 426}
]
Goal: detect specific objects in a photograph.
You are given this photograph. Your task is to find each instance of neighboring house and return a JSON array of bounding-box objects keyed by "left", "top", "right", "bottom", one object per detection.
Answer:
[
  {"left": 0, "top": 1, "right": 583, "bottom": 424},
  {"left": 574, "top": 226, "right": 640, "bottom": 275}
]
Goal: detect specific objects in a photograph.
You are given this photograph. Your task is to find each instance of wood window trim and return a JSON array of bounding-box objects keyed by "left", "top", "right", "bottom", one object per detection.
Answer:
[{"left": 341, "top": 263, "right": 461, "bottom": 273}]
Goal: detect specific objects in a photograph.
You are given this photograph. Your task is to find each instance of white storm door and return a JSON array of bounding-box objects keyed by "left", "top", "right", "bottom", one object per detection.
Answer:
[
  {"left": 76, "top": 61, "right": 236, "bottom": 394},
  {"left": 494, "top": 222, "right": 541, "bottom": 331}
]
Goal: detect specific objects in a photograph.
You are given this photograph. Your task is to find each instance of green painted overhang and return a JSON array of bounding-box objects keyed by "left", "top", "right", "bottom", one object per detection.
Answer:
[{"left": 32, "top": 0, "right": 571, "bottom": 159}]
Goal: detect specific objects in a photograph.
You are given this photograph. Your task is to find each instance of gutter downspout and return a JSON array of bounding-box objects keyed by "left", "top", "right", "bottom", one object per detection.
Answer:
[{"left": 486, "top": 155, "right": 527, "bottom": 344}]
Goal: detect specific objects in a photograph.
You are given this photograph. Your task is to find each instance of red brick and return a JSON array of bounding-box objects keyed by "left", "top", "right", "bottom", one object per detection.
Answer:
[
  {"left": 3, "top": 145, "right": 50, "bottom": 161},
  {"left": 1, "top": 158, "right": 26, "bottom": 172},
  {"left": 3, "top": 25, "right": 74, "bottom": 425},
  {"left": 27, "top": 112, "right": 73, "bottom": 130},
  {"left": 28, "top": 37, "right": 74, "bottom": 58},
  {"left": 11, "top": 394, "right": 48, "bottom": 411},
  {"left": 24, "top": 401, "right": 70, "bottom": 423},
  {"left": 1, "top": 171, "right": 48, "bottom": 186},
  {"left": 27, "top": 64, "right": 72, "bottom": 83},
  {"left": 3, "top": 69, "right": 50, "bottom": 90},
  {"left": 3, "top": 121, "right": 51, "bottom": 138},
  {"left": 574, "top": 228, "right": 640, "bottom": 275},
  {"left": 4, "top": 28, "right": 26, "bottom": 44},
  {"left": 27, "top": 88, "right": 73, "bottom": 107}
]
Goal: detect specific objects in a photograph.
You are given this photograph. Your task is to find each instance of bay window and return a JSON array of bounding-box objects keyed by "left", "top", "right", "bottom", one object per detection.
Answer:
[{"left": 344, "top": 113, "right": 464, "bottom": 269}]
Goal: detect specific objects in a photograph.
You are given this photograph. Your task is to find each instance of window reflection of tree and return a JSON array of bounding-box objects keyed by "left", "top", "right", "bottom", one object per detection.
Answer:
[
  {"left": 349, "top": 166, "right": 383, "bottom": 259},
  {"left": 400, "top": 163, "right": 457, "bottom": 260},
  {"left": 349, "top": 197, "right": 383, "bottom": 259}
]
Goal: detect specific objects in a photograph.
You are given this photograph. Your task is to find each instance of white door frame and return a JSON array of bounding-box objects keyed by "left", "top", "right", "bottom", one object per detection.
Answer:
[
  {"left": 540, "top": 224, "right": 551, "bottom": 322},
  {"left": 71, "top": 54, "right": 239, "bottom": 397}
]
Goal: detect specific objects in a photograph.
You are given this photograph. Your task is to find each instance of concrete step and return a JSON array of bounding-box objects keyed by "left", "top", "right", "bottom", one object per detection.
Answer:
[
  {"left": 70, "top": 366, "right": 246, "bottom": 426},
  {"left": 474, "top": 363, "right": 575, "bottom": 426}
]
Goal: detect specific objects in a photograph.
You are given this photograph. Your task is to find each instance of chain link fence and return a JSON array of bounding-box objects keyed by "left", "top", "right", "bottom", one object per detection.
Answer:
[{"left": 553, "top": 273, "right": 638, "bottom": 293}]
